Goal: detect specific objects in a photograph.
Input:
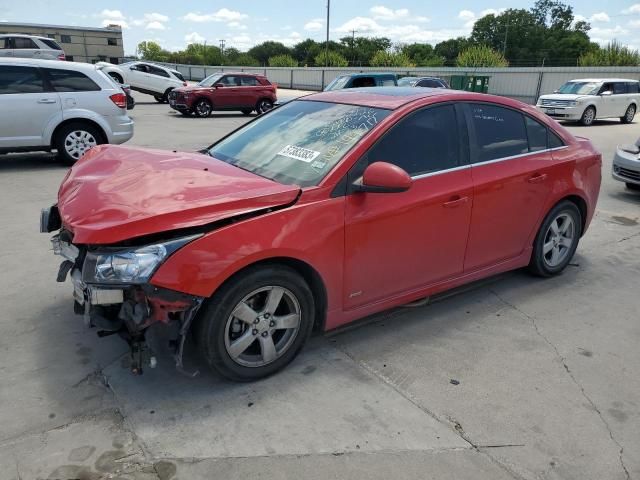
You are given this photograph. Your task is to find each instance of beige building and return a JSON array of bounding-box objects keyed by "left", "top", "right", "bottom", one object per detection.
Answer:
[{"left": 0, "top": 22, "right": 124, "bottom": 63}]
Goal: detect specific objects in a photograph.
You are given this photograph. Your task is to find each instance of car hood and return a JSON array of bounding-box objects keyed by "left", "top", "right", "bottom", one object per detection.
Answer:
[
  {"left": 173, "top": 85, "right": 209, "bottom": 93},
  {"left": 58, "top": 145, "right": 301, "bottom": 244},
  {"left": 539, "top": 93, "right": 591, "bottom": 101}
]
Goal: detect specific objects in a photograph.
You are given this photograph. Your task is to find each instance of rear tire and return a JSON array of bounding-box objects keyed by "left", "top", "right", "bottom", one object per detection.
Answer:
[
  {"left": 621, "top": 104, "right": 636, "bottom": 123},
  {"left": 580, "top": 106, "right": 596, "bottom": 126},
  {"left": 256, "top": 99, "right": 273, "bottom": 114},
  {"left": 54, "top": 122, "right": 104, "bottom": 165},
  {"left": 195, "top": 265, "right": 315, "bottom": 382},
  {"left": 529, "top": 201, "right": 582, "bottom": 277},
  {"left": 626, "top": 182, "right": 640, "bottom": 191},
  {"left": 154, "top": 95, "right": 164, "bottom": 103},
  {"left": 241, "top": 109, "right": 253, "bottom": 115},
  {"left": 194, "top": 98, "right": 213, "bottom": 118}
]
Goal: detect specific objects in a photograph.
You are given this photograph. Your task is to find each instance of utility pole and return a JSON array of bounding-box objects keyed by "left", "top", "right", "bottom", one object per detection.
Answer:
[
  {"left": 351, "top": 29, "right": 358, "bottom": 65},
  {"left": 503, "top": 22, "right": 509, "bottom": 56},
  {"left": 325, "top": 0, "right": 330, "bottom": 67},
  {"left": 219, "top": 39, "right": 226, "bottom": 56}
]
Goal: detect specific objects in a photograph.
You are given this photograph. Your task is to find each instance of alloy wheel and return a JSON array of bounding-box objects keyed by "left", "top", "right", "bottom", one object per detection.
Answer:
[
  {"left": 542, "top": 213, "right": 575, "bottom": 268},
  {"left": 257, "top": 100, "right": 273, "bottom": 114},
  {"left": 224, "top": 286, "right": 301, "bottom": 367},
  {"left": 64, "top": 130, "right": 97, "bottom": 160},
  {"left": 626, "top": 105, "right": 636, "bottom": 122},
  {"left": 196, "top": 100, "right": 212, "bottom": 117},
  {"left": 582, "top": 107, "right": 595, "bottom": 125}
]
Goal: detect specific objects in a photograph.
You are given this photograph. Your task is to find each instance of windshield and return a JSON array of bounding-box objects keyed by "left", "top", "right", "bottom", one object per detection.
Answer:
[
  {"left": 209, "top": 100, "right": 390, "bottom": 187},
  {"left": 198, "top": 73, "right": 224, "bottom": 87},
  {"left": 557, "top": 82, "right": 601, "bottom": 95},
  {"left": 397, "top": 77, "right": 415, "bottom": 87},
  {"left": 324, "top": 75, "right": 350, "bottom": 91}
]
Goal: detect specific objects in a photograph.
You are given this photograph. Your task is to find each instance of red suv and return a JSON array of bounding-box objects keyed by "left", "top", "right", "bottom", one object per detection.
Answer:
[{"left": 169, "top": 72, "right": 277, "bottom": 117}]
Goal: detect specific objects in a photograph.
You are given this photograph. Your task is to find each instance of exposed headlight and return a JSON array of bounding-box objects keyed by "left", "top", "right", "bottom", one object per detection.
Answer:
[
  {"left": 82, "top": 235, "right": 201, "bottom": 284},
  {"left": 568, "top": 101, "right": 578, "bottom": 106}
]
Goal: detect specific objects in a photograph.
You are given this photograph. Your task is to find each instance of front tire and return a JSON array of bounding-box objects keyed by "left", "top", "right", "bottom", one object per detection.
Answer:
[
  {"left": 195, "top": 266, "right": 315, "bottom": 382},
  {"left": 54, "top": 122, "right": 104, "bottom": 165},
  {"left": 256, "top": 99, "right": 273, "bottom": 114},
  {"left": 621, "top": 104, "right": 636, "bottom": 123},
  {"left": 580, "top": 106, "right": 596, "bottom": 126},
  {"left": 529, "top": 201, "right": 582, "bottom": 277},
  {"left": 194, "top": 98, "right": 213, "bottom": 117}
]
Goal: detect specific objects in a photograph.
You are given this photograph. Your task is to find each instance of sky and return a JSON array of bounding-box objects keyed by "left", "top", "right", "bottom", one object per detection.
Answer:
[{"left": 1, "top": 1, "right": 640, "bottom": 55}]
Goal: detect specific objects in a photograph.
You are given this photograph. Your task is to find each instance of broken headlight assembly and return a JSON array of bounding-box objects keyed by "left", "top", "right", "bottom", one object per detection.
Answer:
[{"left": 82, "top": 235, "right": 201, "bottom": 285}]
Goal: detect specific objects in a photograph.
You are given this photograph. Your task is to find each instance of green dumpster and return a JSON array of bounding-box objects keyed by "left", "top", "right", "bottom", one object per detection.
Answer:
[{"left": 450, "top": 75, "right": 491, "bottom": 93}]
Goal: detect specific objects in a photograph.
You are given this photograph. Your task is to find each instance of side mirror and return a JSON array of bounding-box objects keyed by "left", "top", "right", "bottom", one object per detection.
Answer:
[
  {"left": 129, "top": 66, "right": 136, "bottom": 70},
  {"left": 354, "top": 162, "right": 412, "bottom": 193},
  {"left": 601, "top": 90, "right": 612, "bottom": 96},
  {"left": 553, "top": 89, "right": 559, "bottom": 94},
  {"left": 214, "top": 83, "right": 224, "bottom": 88}
]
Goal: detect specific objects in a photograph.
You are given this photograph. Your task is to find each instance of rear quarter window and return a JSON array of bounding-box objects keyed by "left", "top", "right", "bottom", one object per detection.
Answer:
[
  {"left": 41, "top": 39, "right": 62, "bottom": 50},
  {"left": 45, "top": 68, "right": 101, "bottom": 92}
]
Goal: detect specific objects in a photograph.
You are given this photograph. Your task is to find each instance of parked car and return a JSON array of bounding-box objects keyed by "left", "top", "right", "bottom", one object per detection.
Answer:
[
  {"left": 537, "top": 78, "right": 640, "bottom": 126},
  {"left": 0, "top": 34, "right": 65, "bottom": 60},
  {"left": 398, "top": 76, "right": 450, "bottom": 88},
  {"left": 612, "top": 138, "right": 640, "bottom": 191},
  {"left": 168, "top": 72, "right": 277, "bottom": 117},
  {"left": 324, "top": 73, "right": 398, "bottom": 91},
  {"left": 96, "top": 61, "right": 186, "bottom": 103},
  {"left": 121, "top": 83, "right": 135, "bottom": 110},
  {"left": 0, "top": 57, "right": 133, "bottom": 164},
  {"left": 41, "top": 88, "right": 601, "bottom": 381}
]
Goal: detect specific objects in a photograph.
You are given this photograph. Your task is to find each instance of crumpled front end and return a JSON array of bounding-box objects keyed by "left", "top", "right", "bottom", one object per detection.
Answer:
[{"left": 42, "top": 205, "right": 204, "bottom": 376}]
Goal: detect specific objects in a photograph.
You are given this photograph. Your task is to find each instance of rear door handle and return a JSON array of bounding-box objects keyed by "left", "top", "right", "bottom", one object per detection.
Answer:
[
  {"left": 443, "top": 195, "right": 469, "bottom": 208},
  {"left": 527, "top": 173, "right": 548, "bottom": 184},
  {"left": 37, "top": 98, "right": 57, "bottom": 104}
]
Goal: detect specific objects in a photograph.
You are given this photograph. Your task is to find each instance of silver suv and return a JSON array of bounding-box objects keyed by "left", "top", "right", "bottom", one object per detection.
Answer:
[
  {"left": 0, "top": 58, "right": 134, "bottom": 164},
  {"left": 0, "top": 34, "right": 66, "bottom": 60}
]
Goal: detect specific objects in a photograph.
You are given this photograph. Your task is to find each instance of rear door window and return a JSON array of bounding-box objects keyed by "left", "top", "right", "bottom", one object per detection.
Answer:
[
  {"left": 44, "top": 68, "right": 100, "bottom": 92},
  {"left": 0, "top": 65, "right": 45, "bottom": 94},
  {"left": 614, "top": 82, "right": 627, "bottom": 95},
  {"left": 220, "top": 75, "right": 241, "bottom": 86},
  {"left": 241, "top": 76, "right": 258, "bottom": 86},
  {"left": 13, "top": 37, "right": 38, "bottom": 49},
  {"left": 468, "top": 103, "right": 529, "bottom": 163},
  {"left": 148, "top": 65, "right": 169, "bottom": 77},
  {"left": 351, "top": 76, "right": 376, "bottom": 88}
]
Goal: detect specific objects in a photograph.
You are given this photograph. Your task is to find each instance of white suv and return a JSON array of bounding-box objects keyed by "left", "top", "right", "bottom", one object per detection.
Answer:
[
  {"left": 0, "top": 34, "right": 66, "bottom": 60},
  {"left": 0, "top": 58, "right": 134, "bottom": 164},
  {"left": 537, "top": 78, "right": 640, "bottom": 126},
  {"left": 97, "top": 61, "right": 186, "bottom": 102}
]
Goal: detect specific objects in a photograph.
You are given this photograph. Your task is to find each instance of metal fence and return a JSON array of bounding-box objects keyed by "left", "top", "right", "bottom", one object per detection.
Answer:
[{"left": 154, "top": 63, "right": 640, "bottom": 105}]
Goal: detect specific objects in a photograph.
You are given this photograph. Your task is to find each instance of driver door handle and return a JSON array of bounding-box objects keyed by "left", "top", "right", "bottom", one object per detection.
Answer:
[
  {"left": 527, "top": 173, "right": 548, "bottom": 184},
  {"left": 37, "top": 98, "right": 57, "bottom": 104},
  {"left": 443, "top": 195, "right": 469, "bottom": 208}
]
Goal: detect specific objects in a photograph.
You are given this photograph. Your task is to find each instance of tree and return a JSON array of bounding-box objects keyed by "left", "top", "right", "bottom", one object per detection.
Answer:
[
  {"left": 292, "top": 39, "right": 322, "bottom": 66},
  {"left": 434, "top": 37, "right": 470, "bottom": 65},
  {"left": 137, "top": 41, "right": 168, "bottom": 61},
  {"left": 268, "top": 54, "right": 298, "bottom": 67},
  {"left": 456, "top": 45, "right": 509, "bottom": 67},
  {"left": 400, "top": 43, "right": 444, "bottom": 66},
  {"left": 248, "top": 41, "right": 291, "bottom": 66},
  {"left": 579, "top": 40, "right": 640, "bottom": 66},
  {"left": 234, "top": 53, "right": 260, "bottom": 66},
  {"left": 223, "top": 47, "right": 241, "bottom": 64},
  {"left": 339, "top": 36, "right": 391, "bottom": 65},
  {"left": 370, "top": 50, "right": 414, "bottom": 67},
  {"left": 314, "top": 50, "right": 348, "bottom": 67}
]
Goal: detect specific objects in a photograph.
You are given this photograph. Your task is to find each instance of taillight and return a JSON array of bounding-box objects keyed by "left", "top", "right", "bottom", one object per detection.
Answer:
[
  {"left": 110, "top": 93, "right": 127, "bottom": 108},
  {"left": 57, "top": 52, "right": 66, "bottom": 61}
]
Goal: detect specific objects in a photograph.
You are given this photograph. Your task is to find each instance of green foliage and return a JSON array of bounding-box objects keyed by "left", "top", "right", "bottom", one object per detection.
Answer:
[
  {"left": 137, "top": 41, "right": 169, "bottom": 62},
  {"left": 248, "top": 41, "right": 291, "bottom": 66},
  {"left": 456, "top": 45, "right": 509, "bottom": 67},
  {"left": 401, "top": 43, "right": 445, "bottom": 67},
  {"left": 370, "top": 50, "right": 415, "bottom": 67},
  {"left": 339, "top": 37, "right": 392, "bottom": 66},
  {"left": 578, "top": 40, "right": 640, "bottom": 66},
  {"left": 268, "top": 54, "right": 298, "bottom": 67},
  {"left": 314, "top": 50, "right": 348, "bottom": 67},
  {"left": 434, "top": 38, "right": 470, "bottom": 65},
  {"left": 234, "top": 53, "right": 260, "bottom": 67}
]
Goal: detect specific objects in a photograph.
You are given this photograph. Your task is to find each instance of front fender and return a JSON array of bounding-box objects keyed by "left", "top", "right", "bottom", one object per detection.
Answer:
[{"left": 150, "top": 195, "right": 345, "bottom": 316}]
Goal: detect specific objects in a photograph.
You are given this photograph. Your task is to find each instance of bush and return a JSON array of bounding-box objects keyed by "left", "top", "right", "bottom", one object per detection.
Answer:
[
  {"left": 268, "top": 54, "right": 298, "bottom": 67},
  {"left": 314, "top": 50, "right": 349, "bottom": 67},
  {"left": 370, "top": 50, "right": 415, "bottom": 67},
  {"left": 578, "top": 40, "right": 640, "bottom": 66},
  {"left": 456, "top": 45, "right": 508, "bottom": 67},
  {"left": 234, "top": 54, "right": 260, "bottom": 67}
]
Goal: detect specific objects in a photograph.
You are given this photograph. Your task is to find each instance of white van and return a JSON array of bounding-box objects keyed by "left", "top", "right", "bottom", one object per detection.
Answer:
[
  {"left": 0, "top": 57, "right": 134, "bottom": 163},
  {"left": 537, "top": 78, "right": 640, "bottom": 126}
]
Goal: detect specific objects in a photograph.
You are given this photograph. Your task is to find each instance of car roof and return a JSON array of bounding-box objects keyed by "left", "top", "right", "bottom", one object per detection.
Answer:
[
  {"left": 305, "top": 86, "right": 494, "bottom": 109},
  {"left": 337, "top": 72, "right": 397, "bottom": 78},
  {"left": 0, "top": 57, "right": 98, "bottom": 72},
  {"left": 0, "top": 33, "right": 50, "bottom": 39},
  {"left": 569, "top": 78, "right": 639, "bottom": 83}
]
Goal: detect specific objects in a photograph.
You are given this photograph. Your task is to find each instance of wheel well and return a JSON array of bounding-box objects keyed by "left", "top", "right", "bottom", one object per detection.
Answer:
[
  {"left": 224, "top": 257, "right": 328, "bottom": 331},
  {"left": 51, "top": 119, "right": 106, "bottom": 147},
  {"left": 561, "top": 195, "right": 588, "bottom": 236}
]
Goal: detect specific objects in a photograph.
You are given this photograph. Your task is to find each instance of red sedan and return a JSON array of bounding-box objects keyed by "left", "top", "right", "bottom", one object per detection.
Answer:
[{"left": 41, "top": 88, "right": 601, "bottom": 381}]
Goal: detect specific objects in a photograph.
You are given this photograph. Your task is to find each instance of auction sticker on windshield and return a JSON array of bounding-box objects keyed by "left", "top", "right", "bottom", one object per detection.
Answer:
[{"left": 277, "top": 145, "right": 321, "bottom": 163}]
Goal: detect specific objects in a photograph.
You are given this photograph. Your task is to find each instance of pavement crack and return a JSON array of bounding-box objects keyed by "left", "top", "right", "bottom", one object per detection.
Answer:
[{"left": 489, "top": 289, "right": 631, "bottom": 480}]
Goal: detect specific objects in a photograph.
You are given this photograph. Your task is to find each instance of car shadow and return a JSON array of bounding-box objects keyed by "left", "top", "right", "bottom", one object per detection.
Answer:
[
  {"left": 0, "top": 152, "right": 67, "bottom": 172},
  {"left": 564, "top": 119, "right": 630, "bottom": 127},
  {"left": 170, "top": 112, "right": 255, "bottom": 119},
  {"left": 608, "top": 188, "right": 640, "bottom": 206}
]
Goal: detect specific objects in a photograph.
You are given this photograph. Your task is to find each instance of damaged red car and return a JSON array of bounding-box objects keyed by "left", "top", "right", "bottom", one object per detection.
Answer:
[{"left": 41, "top": 88, "right": 601, "bottom": 381}]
